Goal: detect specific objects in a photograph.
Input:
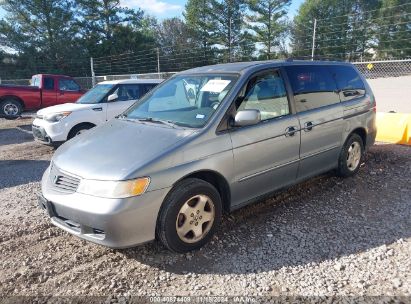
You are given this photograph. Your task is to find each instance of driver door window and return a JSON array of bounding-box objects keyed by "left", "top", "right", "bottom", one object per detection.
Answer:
[
  {"left": 115, "top": 84, "right": 141, "bottom": 102},
  {"left": 238, "top": 71, "right": 290, "bottom": 121}
]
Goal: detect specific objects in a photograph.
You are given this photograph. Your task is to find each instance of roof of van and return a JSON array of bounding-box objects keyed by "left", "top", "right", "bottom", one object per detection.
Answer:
[
  {"left": 180, "top": 59, "right": 353, "bottom": 74},
  {"left": 99, "top": 79, "right": 163, "bottom": 85}
]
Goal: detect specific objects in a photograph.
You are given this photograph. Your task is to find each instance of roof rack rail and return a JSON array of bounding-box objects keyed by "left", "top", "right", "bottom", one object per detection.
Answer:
[{"left": 286, "top": 56, "right": 346, "bottom": 62}]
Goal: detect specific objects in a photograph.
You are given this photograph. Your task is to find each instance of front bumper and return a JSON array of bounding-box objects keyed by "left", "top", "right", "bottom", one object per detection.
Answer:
[
  {"left": 32, "top": 118, "right": 68, "bottom": 144},
  {"left": 40, "top": 167, "right": 171, "bottom": 248}
]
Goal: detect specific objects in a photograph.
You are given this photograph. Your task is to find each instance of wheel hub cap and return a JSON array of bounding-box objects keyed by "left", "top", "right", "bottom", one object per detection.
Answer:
[
  {"left": 4, "top": 103, "right": 18, "bottom": 116},
  {"left": 176, "top": 194, "right": 215, "bottom": 244},
  {"left": 347, "top": 141, "right": 361, "bottom": 171}
]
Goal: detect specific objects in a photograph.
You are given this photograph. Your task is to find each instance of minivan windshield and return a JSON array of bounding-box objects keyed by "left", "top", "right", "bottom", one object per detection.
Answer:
[
  {"left": 76, "top": 84, "right": 114, "bottom": 104},
  {"left": 121, "top": 74, "right": 238, "bottom": 128}
]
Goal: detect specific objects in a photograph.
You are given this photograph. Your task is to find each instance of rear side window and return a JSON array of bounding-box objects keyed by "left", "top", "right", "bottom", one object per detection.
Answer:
[
  {"left": 285, "top": 65, "right": 339, "bottom": 112},
  {"left": 330, "top": 65, "right": 366, "bottom": 101},
  {"left": 43, "top": 77, "right": 54, "bottom": 90}
]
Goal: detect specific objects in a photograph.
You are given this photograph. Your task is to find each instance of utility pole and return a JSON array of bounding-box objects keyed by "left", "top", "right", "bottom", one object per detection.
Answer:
[
  {"left": 90, "top": 57, "right": 96, "bottom": 87},
  {"left": 229, "top": 17, "right": 232, "bottom": 63},
  {"left": 156, "top": 48, "right": 161, "bottom": 79},
  {"left": 311, "top": 18, "right": 317, "bottom": 61}
]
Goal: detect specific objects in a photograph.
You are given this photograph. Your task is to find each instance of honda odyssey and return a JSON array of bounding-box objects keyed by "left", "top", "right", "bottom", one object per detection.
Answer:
[{"left": 39, "top": 60, "right": 376, "bottom": 252}]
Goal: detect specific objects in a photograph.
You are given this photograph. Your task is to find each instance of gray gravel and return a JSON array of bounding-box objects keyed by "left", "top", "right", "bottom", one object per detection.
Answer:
[{"left": 0, "top": 117, "right": 410, "bottom": 300}]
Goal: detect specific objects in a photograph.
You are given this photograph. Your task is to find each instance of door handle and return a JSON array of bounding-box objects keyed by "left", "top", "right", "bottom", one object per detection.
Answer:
[
  {"left": 304, "top": 121, "right": 314, "bottom": 131},
  {"left": 285, "top": 126, "right": 297, "bottom": 137},
  {"left": 92, "top": 107, "right": 103, "bottom": 111}
]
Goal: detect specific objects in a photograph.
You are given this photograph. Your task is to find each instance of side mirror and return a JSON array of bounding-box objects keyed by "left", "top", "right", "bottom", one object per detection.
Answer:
[
  {"left": 233, "top": 109, "right": 261, "bottom": 127},
  {"left": 107, "top": 93, "right": 118, "bottom": 102}
]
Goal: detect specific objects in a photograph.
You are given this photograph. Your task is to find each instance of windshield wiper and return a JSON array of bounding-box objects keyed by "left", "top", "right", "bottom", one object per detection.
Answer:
[{"left": 137, "top": 117, "right": 177, "bottom": 128}]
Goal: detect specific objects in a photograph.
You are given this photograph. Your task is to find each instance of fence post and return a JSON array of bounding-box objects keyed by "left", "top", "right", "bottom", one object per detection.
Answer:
[
  {"left": 156, "top": 48, "right": 161, "bottom": 79},
  {"left": 311, "top": 18, "right": 317, "bottom": 61},
  {"left": 90, "top": 57, "right": 96, "bottom": 87}
]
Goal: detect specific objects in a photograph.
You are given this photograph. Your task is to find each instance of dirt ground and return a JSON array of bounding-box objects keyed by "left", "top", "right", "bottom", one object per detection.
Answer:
[{"left": 0, "top": 116, "right": 410, "bottom": 302}]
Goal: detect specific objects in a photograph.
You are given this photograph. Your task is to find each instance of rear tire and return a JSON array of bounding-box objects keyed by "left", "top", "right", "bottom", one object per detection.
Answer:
[
  {"left": 156, "top": 178, "right": 222, "bottom": 253},
  {"left": 337, "top": 133, "right": 364, "bottom": 177},
  {"left": 67, "top": 124, "right": 94, "bottom": 140},
  {"left": 1, "top": 98, "right": 22, "bottom": 119}
]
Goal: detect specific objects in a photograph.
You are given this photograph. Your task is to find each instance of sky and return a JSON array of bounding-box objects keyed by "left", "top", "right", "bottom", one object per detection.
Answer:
[{"left": 0, "top": 0, "right": 303, "bottom": 20}]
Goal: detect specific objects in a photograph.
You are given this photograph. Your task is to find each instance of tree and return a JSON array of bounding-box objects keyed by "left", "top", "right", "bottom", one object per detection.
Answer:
[
  {"left": 209, "top": 0, "right": 247, "bottom": 62},
  {"left": 184, "top": 0, "right": 215, "bottom": 63},
  {"left": 0, "top": 0, "right": 86, "bottom": 77},
  {"left": 290, "top": 0, "right": 380, "bottom": 60},
  {"left": 246, "top": 0, "right": 291, "bottom": 59},
  {"left": 75, "top": 0, "right": 150, "bottom": 57},
  {"left": 375, "top": 0, "right": 411, "bottom": 58},
  {"left": 155, "top": 18, "right": 203, "bottom": 71}
]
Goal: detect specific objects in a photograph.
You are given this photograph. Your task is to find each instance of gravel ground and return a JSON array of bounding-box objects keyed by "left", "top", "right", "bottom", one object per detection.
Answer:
[{"left": 0, "top": 117, "right": 410, "bottom": 302}]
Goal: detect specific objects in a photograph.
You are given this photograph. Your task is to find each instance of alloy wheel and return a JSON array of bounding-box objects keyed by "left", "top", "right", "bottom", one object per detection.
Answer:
[
  {"left": 175, "top": 194, "right": 215, "bottom": 244},
  {"left": 347, "top": 141, "right": 361, "bottom": 171}
]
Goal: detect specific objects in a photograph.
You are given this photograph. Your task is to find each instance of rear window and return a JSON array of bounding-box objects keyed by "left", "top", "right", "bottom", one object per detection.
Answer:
[
  {"left": 285, "top": 65, "right": 339, "bottom": 112},
  {"left": 330, "top": 65, "right": 366, "bottom": 101}
]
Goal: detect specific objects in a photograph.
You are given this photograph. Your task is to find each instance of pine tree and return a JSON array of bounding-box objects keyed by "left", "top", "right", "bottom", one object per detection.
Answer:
[{"left": 246, "top": 0, "right": 291, "bottom": 59}]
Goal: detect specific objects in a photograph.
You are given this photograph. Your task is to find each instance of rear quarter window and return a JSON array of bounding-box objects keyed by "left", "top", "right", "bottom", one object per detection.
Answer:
[
  {"left": 43, "top": 77, "right": 54, "bottom": 90},
  {"left": 330, "top": 65, "right": 366, "bottom": 102},
  {"left": 285, "top": 65, "right": 339, "bottom": 112}
]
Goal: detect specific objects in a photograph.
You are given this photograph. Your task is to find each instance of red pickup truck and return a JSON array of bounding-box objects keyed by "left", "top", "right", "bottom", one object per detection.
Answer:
[{"left": 0, "top": 74, "right": 85, "bottom": 118}]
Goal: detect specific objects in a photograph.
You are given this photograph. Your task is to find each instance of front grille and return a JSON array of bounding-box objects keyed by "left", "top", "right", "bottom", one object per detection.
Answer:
[{"left": 49, "top": 163, "right": 80, "bottom": 194}]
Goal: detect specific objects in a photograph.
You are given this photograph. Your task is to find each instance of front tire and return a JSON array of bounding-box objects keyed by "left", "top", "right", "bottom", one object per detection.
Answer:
[
  {"left": 337, "top": 133, "right": 364, "bottom": 177},
  {"left": 1, "top": 98, "right": 22, "bottom": 119},
  {"left": 156, "top": 178, "right": 222, "bottom": 253}
]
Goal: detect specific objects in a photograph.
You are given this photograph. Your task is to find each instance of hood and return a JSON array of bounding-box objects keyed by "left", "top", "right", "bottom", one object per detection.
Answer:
[
  {"left": 37, "top": 103, "right": 95, "bottom": 115},
  {"left": 52, "top": 118, "right": 196, "bottom": 180}
]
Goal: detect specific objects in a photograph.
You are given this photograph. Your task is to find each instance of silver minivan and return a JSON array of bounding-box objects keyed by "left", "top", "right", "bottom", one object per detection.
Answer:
[{"left": 39, "top": 60, "right": 377, "bottom": 252}]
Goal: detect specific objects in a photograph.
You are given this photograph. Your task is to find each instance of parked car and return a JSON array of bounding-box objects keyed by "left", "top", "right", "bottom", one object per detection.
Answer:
[
  {"left": 39, "top": 60, "right": 376, "bottom": 252},
  {"left": 32, "top": 79, "right": 162, "bottom": 146},
  {"left": 0, "top": 74, "right": 85, "bottom": 118}
]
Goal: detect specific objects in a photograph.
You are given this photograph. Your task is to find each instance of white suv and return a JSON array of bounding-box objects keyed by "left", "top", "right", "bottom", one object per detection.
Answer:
[{"left": 32, "top": 79, "right": 162, "bottom": 145}]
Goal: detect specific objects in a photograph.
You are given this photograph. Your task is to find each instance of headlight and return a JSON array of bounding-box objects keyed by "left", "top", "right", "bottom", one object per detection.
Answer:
[
  {"left": 44, "top": 111, "right": 71, "bottom": 122},
  {"left": 77, "top": 177, "right": 150, "bottom": 198}
]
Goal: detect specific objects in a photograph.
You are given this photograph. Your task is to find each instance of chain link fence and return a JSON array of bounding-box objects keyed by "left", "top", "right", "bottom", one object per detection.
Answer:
[
  {"left": 352, "top": 59, "right": 411, "bottom": 79},
  {"left": 0, "top": 72, "right": 177, "bottom": 90},
  {"left": 1, "top": 59, "right": 410, "bottom": 89}
]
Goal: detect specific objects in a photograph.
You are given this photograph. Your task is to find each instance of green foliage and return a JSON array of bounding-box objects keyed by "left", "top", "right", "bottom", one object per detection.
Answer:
[
  {"left": 376, "top": 0, "right": 411, "bottom": 58},
  {"left": 290, "top": 0, "right": 410, "bottom": 60},
  {"left": 208, "top": 0, "right": 247, "bottom": 62},
  {"left": 0, "top": 0, "right": 88, "bottom": 78},
  {"left": 246, "top": 0, "right": 291, "bottom": 59},
  {"left": 184, "top": 0, "right": 214, "bottom": 49},
  {"left": 75, "top": 0, "right": 152, "bottom": 57},
  {"left": 0, "top": 0, "right": 410, "bottom": 79}
]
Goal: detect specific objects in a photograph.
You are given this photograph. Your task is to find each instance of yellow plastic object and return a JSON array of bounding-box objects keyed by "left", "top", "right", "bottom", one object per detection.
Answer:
[{"left": 376, "top": 112, "right": 411, "bottom": 145}]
